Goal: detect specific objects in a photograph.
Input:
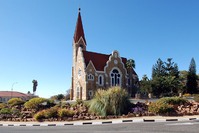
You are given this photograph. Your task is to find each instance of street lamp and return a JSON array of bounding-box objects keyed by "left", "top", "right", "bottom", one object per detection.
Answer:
[{"left": 11, "top": 82, "right": 18, "bottom": 98}]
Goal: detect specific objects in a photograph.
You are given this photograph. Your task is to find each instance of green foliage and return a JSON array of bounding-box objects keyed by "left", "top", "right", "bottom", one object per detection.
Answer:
[
  {"left": 152, "top": 58, "right": 165, "bottom": 78},
  {"left": 8, "top": 98, "right": 24, "bottom": 107},
  {"left": 148, "top": 102, "right": 174, "bottom": 115},
  {"left": 0, "top": 103, "right": 6, "bottom": 110},
  {"left": 89, "top": 86, "right": 131, "bottom": 116},
  {"left": 24, "top": 97, "right": 47, "bottom": 111},
  {"left": 34, "top": 110, "right": 46, "bottom": 121},
  {"left": 71, "top": 99, "right": 84, "bottom": 108},
  {"left": 32, "top": 79, "right": 38, "bottom": 92},
  {"left": 126, "top": 59, "right": 135, "bottom": 69},
  {"left": 148, "top": 97, "right": 188, "bottom": 115},
  {"left": 50, "top": 94, "right": 65, "bottom": 101},
  {"left": 140, "top": 75, "right": 152, "bottom": 94},
  {"left": 194, "top": 94, "right": 199, "bottom": 102},
  {"left": 0, "top": 108, "right": 12, "bottom": 114},
  {"left": 151, "top": 58, "right": 180, "bottom": 97},
  {"left": 76, "top": 99, "right": 83, "bottom": 105},
  {"left": 58, "top": 109, "right": 75, "bottom": 118},
  {"left": 44, "top": 106, "right": 58, "bottom": 119},
  {"left": 157, "top": 97, "right": 188, "bottom": 105},
  {"left": 186, "top": 58, "right": 198, "bottom": 94}
]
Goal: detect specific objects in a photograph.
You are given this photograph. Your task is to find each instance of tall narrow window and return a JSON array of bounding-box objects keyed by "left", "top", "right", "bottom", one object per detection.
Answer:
[
  {"left": 111, "top": 69, "right": 121, "bottom": 86},
  {"left": 98, "top": 75, "right": 104, "bottom": 86},
  {"left": 76, "top": 87, "right": 80, "bottom": 99}
]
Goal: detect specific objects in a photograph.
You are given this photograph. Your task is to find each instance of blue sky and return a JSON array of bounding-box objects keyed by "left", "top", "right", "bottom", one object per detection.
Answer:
[{"left": 0, "top": 0, "right": 199, "bottom": 98}]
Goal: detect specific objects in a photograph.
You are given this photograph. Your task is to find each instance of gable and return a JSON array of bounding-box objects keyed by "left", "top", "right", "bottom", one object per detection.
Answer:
[{"left": 83, "top": 51, "right": 127, "bottom": 71}]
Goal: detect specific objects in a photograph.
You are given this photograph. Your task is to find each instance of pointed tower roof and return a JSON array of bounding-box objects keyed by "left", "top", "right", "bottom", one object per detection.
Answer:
[{"left": 73, "top": 8, "right": 86, "bottom": 45}]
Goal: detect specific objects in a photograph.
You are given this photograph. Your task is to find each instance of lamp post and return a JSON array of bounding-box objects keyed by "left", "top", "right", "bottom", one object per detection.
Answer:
[{"left": 11, "top": 82, "right": 18, "bottom": 98}]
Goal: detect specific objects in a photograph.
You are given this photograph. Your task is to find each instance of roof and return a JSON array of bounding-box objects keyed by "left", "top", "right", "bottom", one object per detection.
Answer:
[
  {"left": 0, "top": 91, "right": 31, "bottom": 97},
  {"left": 83, "top": 51, "right": 127, "bottom": 71},
  {"left": 73, "top": 8, "right": 86, "bottom": 44}
]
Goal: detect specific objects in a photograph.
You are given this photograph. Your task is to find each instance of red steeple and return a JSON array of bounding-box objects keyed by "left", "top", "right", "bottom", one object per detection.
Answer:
[{"left": 73, "top": 8, "right": 86, "bottom": 45}]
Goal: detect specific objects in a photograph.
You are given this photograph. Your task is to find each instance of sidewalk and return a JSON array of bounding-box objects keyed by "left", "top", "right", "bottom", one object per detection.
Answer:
[{"left": 0, "top": 115, "right": 199, "bottom": 126}]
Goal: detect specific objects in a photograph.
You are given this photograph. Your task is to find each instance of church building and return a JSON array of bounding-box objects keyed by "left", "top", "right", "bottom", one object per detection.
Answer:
[{"left": 70, "top": 9, "right": 139, "bottom": 100}]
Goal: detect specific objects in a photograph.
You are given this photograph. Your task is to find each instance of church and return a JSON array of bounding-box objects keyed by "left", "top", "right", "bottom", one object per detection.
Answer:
[{"left": 70, "top": 9, "right": 139, "bottom": 100}]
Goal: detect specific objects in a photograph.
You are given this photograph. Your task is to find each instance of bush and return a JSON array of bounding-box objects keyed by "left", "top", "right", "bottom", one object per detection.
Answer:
[
  {"left": 34, "top": 110, "right": 46, "bottom": 121},
  {"left": 148, "top": 102, "right": 175, "bottom": 115},
  {"left": 89, "top": 86, "right": 131, "bottom": 116},
  {"left": 148, "top": 97, "right": 188, "bottom": 115},
  {"left": 24, "top": 97, "right": 47, "bottom": 111},
  {"left": 0, "top": 108, "right": 12, "bottom": 114},
  {"left": 157, "top": 97, "right": 188, "bottom": 105},
  {"left": 194, "top": 94, "right": 199, "bottom": 102},
  {"left": 183, "top": 93, "right": 191, "bottom": 97},
  {"left": 44, "top": 106, "right": 58, "bottom": 119},
  {"left": 0, "top": 103, "right": 6, "bottom": 110},
  {"left": 58, "top": 109, "right": 75, "bottom": 118},
  {"left": 8, "top": 98, "right": 25, "bottom": 107}
]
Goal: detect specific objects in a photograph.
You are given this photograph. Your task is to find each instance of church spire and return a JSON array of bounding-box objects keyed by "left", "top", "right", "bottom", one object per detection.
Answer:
[{"left": 73, "top": 8, "right": 86, "bottom": 45}]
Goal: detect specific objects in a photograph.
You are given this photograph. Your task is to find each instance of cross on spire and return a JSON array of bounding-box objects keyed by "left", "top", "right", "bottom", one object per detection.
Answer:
[{"left": 73, "top": 8, "right": 86, "bottom": 44}]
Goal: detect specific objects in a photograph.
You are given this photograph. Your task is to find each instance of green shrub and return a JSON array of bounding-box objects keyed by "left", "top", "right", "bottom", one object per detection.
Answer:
[
  {"left": 148, "top": 102, "right": 174, "bottom": 115},
  {"left": 58, "top": 109, "right": 75, "bottom": 118},
  {"left": 34, "top": 110, "right": 46, "bottom": 121},
  {"left": 44, "top": 106, "right": 58, "bottom": 119},
  {"left": 60, "top": 102, "right": 70, "bottom": 108},
  {"left": 8, "top": 98, "right": 25, "bottom": 107},
  {"left": 157, "top": 97, "right": 188, "bottom": 105},
  {"left": 0, "top": 108, "right": 12, "bottom": 114},
  {"left": 194, "top": 94, "right": 199, "bottom": 102},
  {"left": 89, "top": 86, "right": 131, "bottom": 116},
  {"left": 71, "top": 99, "right": 84, "bottom": 107},
  {"left": 148, "top": 97, "right": 188, "bottom": 115},
  {"left": 76, "top": 99, "right": 83, "bottom": 105},
  {"left": 24, "top": 97, "right": 47, "bottom": 111},
  {"left": 0, "top": 103, "right": 6, "bottom": 110}
]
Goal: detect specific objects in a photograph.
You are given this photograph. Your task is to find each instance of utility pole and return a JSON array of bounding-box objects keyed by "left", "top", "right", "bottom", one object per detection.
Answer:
[{"left": 11, "top": 82, "right": 18, "bottom": 98}]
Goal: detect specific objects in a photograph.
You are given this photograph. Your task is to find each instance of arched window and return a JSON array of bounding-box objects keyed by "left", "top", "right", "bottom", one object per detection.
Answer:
[
  {"left": 110, "top": 69, "right": 121, "bottom": 86},
  {"left": 98, "top": 75, "right": 104, "bottom": 86},
  {"left": 87, "top": 74, "right": 94, "bottom": 81}
]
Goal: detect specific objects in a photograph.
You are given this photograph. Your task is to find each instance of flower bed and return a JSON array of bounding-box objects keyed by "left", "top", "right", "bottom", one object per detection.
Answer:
[{"left": 0, "top": 97, "right": 199, "bottom": 122}]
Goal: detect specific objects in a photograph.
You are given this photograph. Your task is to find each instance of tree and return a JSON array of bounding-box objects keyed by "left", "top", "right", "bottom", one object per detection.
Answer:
[
  {"left": 179, "top": 70, "right": 189, "bottom": 93},
  {"left": 152, "top": 58, "right": 165, "bottom": 78},
  {"left": 164, "top": 58, "right": 179, "bottom": 78},
  {"left": 186, "top": 58, "right": 198, "bottom": 94},
  {"left": 140, "top": 75, "right": 152, "bottom": 95},
  {"left": 32, "top": 80, "right": 38, "bottom": 94},
  {"left": 126, "top": 59, "right": 135, "bottom": 69},
  {"left": 126, "top": 59, "right": 137, "bottom": 96},
  {"left": 65, "top": 89, "right": 70, "bottom": 100},
  {"left": 50, "top": 94, "right": 65, "bottom": 101},
  {"left": 151, "top": 58, "right": 180, "bottom": 97}
]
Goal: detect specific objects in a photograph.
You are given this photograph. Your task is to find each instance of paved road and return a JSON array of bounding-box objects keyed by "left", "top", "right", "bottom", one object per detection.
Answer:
[{"left": 1, "top": 120, "right": 199, "bottom": 133}]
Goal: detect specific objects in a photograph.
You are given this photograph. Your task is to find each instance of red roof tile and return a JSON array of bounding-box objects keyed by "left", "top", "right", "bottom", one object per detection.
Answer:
[
  {"left": 73, "top": 9, "right": 86, "bottom": 44},
  {"left": 0, "top": 91, "right": 30, "bottom": 97},
  {"left": 83, "top": 51, "right": 127, "bottom": 71}
]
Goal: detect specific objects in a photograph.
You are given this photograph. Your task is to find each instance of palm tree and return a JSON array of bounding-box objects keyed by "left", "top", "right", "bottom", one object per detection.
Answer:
[
  {"left": 126, "top": 59, "right": 136, "bottom": 96},
  {"left": 126, "top": 59, "right": 135, "bottom": 69},
  {"left": 32, "top": 80, "right": 38, "bottom": 94}
]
